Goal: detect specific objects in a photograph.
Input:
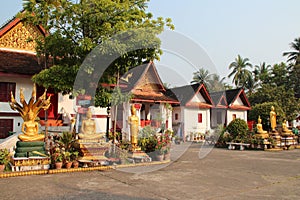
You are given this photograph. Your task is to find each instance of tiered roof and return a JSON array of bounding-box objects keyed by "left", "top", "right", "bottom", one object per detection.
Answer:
[{"left": 120, "top": 62, "right": 179, "bottom": 104}]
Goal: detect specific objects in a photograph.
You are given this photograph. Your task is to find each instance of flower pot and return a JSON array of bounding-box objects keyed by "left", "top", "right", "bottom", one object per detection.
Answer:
[
  {"left": 72, "top": 161, "right": 79, "bottom": 168},
  {"left": 65, "top": 162, "right": 72, "bottom": 169},
  {"left": 164, "top": 153, "right": 170, "bottom": 161},
  {"left": 55, "top": 162, "right": 63, "bottom": 169},
  {"left": 155, "top": 154, "right": 164, "bottom": 161},
  {"left": 0, "top": 164, "right": 5, "bottom": 172}
]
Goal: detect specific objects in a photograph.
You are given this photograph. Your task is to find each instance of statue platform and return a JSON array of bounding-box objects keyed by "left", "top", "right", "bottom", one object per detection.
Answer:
[
  {"left": 10, "top": 157, "right": 50, "bottom": 171},
  {"left": 14, "top": 141, "right": 47, "bottom": 158},
  {"left": 74, "top": 139, "right": 110, "bottom": 162},
  {"left": 269, "top": 130, "right": 281, "bottom": 147},
  {"left": 128, "top": 150, "right": 151, "bottom": 163}
]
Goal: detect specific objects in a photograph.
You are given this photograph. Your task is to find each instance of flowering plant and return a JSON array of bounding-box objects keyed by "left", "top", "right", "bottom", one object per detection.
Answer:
[
  {"left": 155, "top": 131, "right": 172, "bottom": 155},
  {"left": 51, "top": 147, "right": 63, "bottom": 163}
]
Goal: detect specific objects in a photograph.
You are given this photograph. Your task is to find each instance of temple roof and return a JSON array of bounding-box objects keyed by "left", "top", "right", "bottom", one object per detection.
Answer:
[
  {"left": 210, "top": 88, "right": 251, "bottom": 110},
  {"left": 166, "top": 83, "right": 213, "bottom": 107},
  {"left": 120, "top": 62, "right": 179, "bottom": 104},
  {"left": 210, "top": 91, "right": 227, "bottom": 108},
  {"left": 0, "top": 49, "right": 43, "bottom": 75}
]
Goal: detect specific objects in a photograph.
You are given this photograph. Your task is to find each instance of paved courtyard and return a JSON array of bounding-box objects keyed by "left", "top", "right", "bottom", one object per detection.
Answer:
[{"left": 1, "top": 142, "right": 300, "bottom": 200}]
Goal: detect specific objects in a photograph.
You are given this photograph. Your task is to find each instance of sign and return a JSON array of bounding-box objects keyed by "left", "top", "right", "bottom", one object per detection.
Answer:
[{"left": 78, "top": 99, "right": 91, "bottom": 106}]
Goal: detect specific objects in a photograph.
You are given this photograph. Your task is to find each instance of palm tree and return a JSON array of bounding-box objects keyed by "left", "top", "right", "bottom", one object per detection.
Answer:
[
  {"left": 244, "top": 74, "right": 256, "bottom": 95},
  {"left": 283, "top": 37, "right": 300, "bottom": 95},
  {"left": 253, "top": 62, "right": 271, "bottom": 84},
  {"left": 283, "top": 37, "right": 300, "bottom": 65},
  {"left": 228, "top": 55, "right": 252, "bottom": 88},
  {"left": 207, "top": 74, "right": 226, "bottom": 92},
  {"left": 191, "top": 68, "right": 211, "bottom": 86}
]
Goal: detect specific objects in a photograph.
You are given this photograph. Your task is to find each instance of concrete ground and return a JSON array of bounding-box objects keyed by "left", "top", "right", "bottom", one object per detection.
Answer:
[{"left": 1, "top": 142, "right": 300, "bottom": 200}]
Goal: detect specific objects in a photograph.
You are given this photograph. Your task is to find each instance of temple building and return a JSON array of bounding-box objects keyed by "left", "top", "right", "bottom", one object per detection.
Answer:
[
  {"left": 210, "top": 88, "right": 251, "bottom": 128},
  {"left": 166, "top": 83, "right": 213, "bottom": 140},
  {"left": 115, "top": 62, "right": 180, "bottom": 140}
]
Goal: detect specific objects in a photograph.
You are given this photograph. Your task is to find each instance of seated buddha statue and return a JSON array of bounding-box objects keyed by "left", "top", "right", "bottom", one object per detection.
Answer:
[
  {"left": 78, "top": 108, "right": 104, "bottom": 140},
  {"left": 19, "top": 110, "right": 45, "bottom": 142},
  {"left": 256, "top": 116, "right": 269, "bottom": 139},
  {"left": 281, "top": 120, "right": 293, "bottom": 136}
]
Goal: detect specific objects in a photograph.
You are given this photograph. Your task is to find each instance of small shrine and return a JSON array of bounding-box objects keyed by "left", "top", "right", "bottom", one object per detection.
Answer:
[{"left": 9, "top": 84, "right": 51, "bottom": 171}]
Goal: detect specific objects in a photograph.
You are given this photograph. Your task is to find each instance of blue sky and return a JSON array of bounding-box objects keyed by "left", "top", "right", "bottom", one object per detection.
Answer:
[{"left": 1, "top": 0, "right": 300, "bottom": 87}]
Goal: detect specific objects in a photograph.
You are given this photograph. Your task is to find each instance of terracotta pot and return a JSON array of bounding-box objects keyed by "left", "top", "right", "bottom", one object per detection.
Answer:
[
  {"left": 65, "top": 162, "right": 72, "bottom": 169},
  {"left": 155, "top": 154, "right": 164, "bottom": 161},
  {"left": 55, "top": 162, "right": 63, "bottom": 169},
  {"left": 164, "top": 153, "right": 170, "bottom": 161},
  {"left": 0, "top": 164, "right": 5, "bottom": 172},
  {"left": 72, "top": 161, "right": 79, "bottom": 168}
]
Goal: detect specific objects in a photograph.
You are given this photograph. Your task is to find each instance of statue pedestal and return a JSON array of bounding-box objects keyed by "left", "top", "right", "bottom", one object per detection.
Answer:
[
  {"left": 11, "top": 157, "right": 50, "bottom": 171},
  {"left": 11, "top": 141, "right": 50, "bottom": 171},
  {"left": 280, "top": 135, "right": 296, "bottom": 150},
  {"left": 74, "top": 139, "right": 110, "bottom": 162},
  {"left": 14, "top": 141, "right": 47, "bottom": 158},
  {"left": 128, "top": 150, "right": 151, "bottom": 163},
  {"left": 270, "top": 130, "right": 281, "bottom": 148}
]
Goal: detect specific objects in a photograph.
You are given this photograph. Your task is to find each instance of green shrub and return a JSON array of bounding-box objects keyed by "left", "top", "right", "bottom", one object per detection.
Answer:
[{"left": 226, "top": 118, "right": 249, "bottom": 143}]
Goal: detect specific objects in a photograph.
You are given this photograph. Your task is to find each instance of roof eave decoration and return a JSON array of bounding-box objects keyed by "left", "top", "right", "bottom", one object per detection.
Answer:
[
  {"left": 228, "top": 105, "right": 251, "bottom": 110},
  {"left": 186, "top": 102, "right": 213, "bottom": 108}
]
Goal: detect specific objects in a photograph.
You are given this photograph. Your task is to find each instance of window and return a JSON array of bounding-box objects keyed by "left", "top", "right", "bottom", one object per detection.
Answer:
[
  {"left": 198, "top": 113, "right": 202, "bottom": 123},
  {"left": 0, "top": 82, "right": 16, "bottom": 102},
  {"left": 175, "top": 113, "right": 179, "bottom": 120}
]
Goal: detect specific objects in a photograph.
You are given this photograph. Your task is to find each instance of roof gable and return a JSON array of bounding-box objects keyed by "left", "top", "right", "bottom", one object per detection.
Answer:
[
  {"left": 0, "top": 16, "right": 45, "bottom": 52},
  {"left": 167, "top": 83, "right": 213, "bottom": 108},
  {"left": 210, "top": 91, "right": 227, "bottom": 108},
  {"left": 120, "top": 62, "right": 179, "bottom": 104},
  {"left": 226, "top": 88, "right": 251, "bottom": 110}
]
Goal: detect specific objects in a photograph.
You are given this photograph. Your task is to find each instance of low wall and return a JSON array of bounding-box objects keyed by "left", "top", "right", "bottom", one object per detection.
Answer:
[{"left": 0, "top": 133, "right": 21, "bottom": 152}]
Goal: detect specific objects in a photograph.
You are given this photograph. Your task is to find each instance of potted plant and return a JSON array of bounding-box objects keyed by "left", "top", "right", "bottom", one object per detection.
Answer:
[
  {"left": 164, "top": 146, "right": 171, "bottom": 160},
  {"left": 63, "top": 151, "right": 72, "bottom": 169},
  {"left": 52, "top": 147, "right": 63, "bottom": 169},
  {"left": 71, "top": 151, "right": 79, "bottom": 168},
  {"left": 154, "top": 134, "right": 165, "bottom": 161},
  {"left": 0, "top": 148, "right": 10, "bottom": 172}
]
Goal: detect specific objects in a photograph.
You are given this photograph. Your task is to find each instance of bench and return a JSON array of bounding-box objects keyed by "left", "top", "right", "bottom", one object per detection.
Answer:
[{"left": 226, "top": 142, "right": 250, "bottom": 151}]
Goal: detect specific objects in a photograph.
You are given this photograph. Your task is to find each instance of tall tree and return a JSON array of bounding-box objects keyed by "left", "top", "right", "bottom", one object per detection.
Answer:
[
  {"left": 228, "top": 55, "right": 252, "bottom": 88},
  {"left": 206, "top": 74, "right": 226, "bottom": 92},
  {"left": 283, "top": 37, "right": 300, "bottom": 65},
  {"left": 20, "top": 0, "right": 174, "bottom": 107},
  {"left": 191, "top": 68, "right": 226, "bottom": 92},
  {"left": 191, "top": 68, "right": 211, "bottom": 86},
  {"left": 253, "top": 62, "right": 271, "bottom": 85},
  {"left": 283, "top": 37, "right": 300, "bottom": 95}
]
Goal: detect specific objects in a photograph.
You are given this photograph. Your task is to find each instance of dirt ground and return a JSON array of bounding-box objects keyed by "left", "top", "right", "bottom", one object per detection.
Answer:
[{"left": 1, "top": 142, "right": 300, "bottom": 200}]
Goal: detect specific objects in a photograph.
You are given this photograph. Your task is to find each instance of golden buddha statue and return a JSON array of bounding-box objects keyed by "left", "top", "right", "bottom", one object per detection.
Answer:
[
  {"left": 19, "top": 110, "right": 45, "bottom": 141},
  {"left": 78, "top": 108, "right": 103, "bottom": 140},
  {"left": 270, "top": 106, "right": 277, "bottom": 132},
  {"left": 256, "top": 116, "right": 269, "bottom": 139},
  {"left": 128, "top": 105, "right": 139, "bottom": 151},
  {"left": 281, "top": 119, "right": 293, "bottom": 136},
  {"left": 10, "top": 84, "right": 50, "bottom": 142}
]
